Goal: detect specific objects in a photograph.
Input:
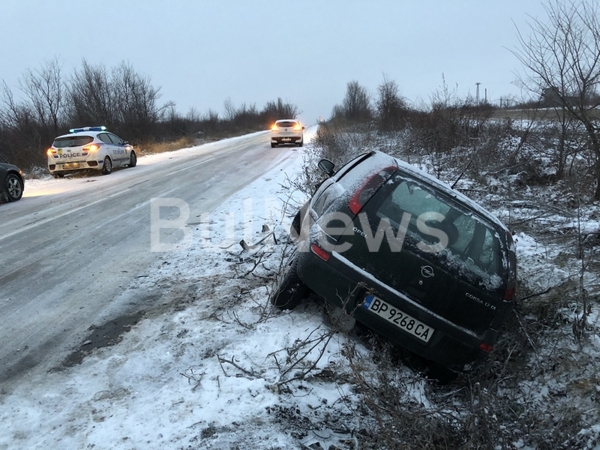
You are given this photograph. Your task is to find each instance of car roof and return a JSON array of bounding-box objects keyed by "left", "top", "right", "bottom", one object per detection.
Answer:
[
  {"left": 275, "top": 119, "right": 298, "bottom": 123},
  {"left": 55, "top": 131, "right": 104, "bottom": 139},
  {"left": 55, "top": 126, "right": 110, "bottom": 139}
]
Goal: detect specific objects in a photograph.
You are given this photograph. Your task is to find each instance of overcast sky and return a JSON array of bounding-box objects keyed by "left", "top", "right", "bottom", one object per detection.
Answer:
[{"left": 1, "top": 0, "right": 549, "bottom": 125}]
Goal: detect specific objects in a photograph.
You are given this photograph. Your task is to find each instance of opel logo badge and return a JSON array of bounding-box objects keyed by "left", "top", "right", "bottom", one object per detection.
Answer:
[{"left": 421, "top": 266, "right": 435, "bottom": 278}]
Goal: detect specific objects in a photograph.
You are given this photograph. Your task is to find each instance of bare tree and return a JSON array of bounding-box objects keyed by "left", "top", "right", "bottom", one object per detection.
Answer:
[
  {"left": 341, "top": 80, "right": 372, "bottom": 122},
  {"left": 376, "top": 75, "right": 407, "bottom": 131},
  {"left": 68, "top": 60, "right": 114, "bottom": 126},
  {"left": 512, "top": 0, "right": 600, "bottom": 199},
  {"left": 20, "top": 58, "right": 65, "bottom": 134},
  {"left": 223, "top": 97, "right": 236, "bottom": 122},
  {"left": 111, "top": 61, "right": 161, "bottom": 139},
  {"left": 261, "top": 97, "right": 299, "bottom": 125}
]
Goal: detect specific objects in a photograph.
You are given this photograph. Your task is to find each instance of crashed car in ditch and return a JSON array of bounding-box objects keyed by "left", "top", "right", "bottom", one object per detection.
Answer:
[{"left": 272, "top": 150, "right": 517, "bottom": 372}]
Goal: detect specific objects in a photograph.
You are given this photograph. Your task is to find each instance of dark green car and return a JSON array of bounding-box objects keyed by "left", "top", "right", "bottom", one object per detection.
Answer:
[{"left": 273, "top": 151, "right": 517, "bottom": 372}]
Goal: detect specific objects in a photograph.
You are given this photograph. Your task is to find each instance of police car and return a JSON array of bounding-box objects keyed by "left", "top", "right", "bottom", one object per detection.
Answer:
[{"left": 47, "top": 126, "right": 137, "bottom": 177}]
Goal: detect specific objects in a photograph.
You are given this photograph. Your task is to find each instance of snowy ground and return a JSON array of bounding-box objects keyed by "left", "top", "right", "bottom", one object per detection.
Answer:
[
  {"left": 0, "top": 142, "right": 374, "bottom": 449},
  {"left": 1, "top": 135, "right": 600, "bottom": 449}
]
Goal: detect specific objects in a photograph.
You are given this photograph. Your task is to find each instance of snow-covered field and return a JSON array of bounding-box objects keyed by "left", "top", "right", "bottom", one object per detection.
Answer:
[{"left": 1, "top": 136, "right": 599, "bottom": 449}]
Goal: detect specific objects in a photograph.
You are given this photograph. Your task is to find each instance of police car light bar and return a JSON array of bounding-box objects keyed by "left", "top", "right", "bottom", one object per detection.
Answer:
[{"left": 69, "top": 126, "right": 107, "bottom": 133}]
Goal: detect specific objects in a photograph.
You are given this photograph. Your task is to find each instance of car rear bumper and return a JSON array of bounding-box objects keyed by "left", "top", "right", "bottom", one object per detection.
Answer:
[
  {"left": 271, "top": 135, "right": 303, "bottom": 144},
  {"left": 296, "top": 250, "right": 493, "bottom": 371},
  {"left": 48, "top": 160, "right": 103, "bottom": 173}
]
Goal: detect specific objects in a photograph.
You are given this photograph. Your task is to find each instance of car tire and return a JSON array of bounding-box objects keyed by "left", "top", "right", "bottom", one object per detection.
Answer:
[
  {"left": 271, "top": 255, "right": 309, "bottom": 310},
  {"left": 53, "top": 172, "right": 65, "bottom": 178},
  {"left": 271, "top": 143, "right": 277, "bottom": 148},
  {"left": 101, "top": 156, "right": 112, "bottom": 175},
  {"left": 297, "top": 139, "right": 304, "bottom": 147},
  {"left": 5, "top": 173, "right": 23, "bottom": 202},
  {"left": 129, "top": 151, "right": 137, "bottom": 168},
  {"left": 290, "top": 201, "right": 309, "bottom": 239}
]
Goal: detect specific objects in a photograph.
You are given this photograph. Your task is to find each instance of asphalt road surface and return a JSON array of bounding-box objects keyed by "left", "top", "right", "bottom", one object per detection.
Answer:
[{"left": 0, "top": 132, "right": 298, "bottom": 387}]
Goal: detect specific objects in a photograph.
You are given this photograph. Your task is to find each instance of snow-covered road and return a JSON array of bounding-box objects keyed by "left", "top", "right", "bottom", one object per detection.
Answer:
[
  {"left": 1, "top": 127, "right": 372, "bottom": 450},
  {"left": 0, "top": 131, "right": 300, "bottom": 385}
]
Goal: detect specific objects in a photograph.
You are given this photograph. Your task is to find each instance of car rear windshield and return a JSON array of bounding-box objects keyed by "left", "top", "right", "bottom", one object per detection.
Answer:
[
  {"left": 53, "top": 136, "right": 94, "bottom": 147},
  {"left": 276, "top": 121, "right": 297, "bottom": 128},
  {"left": 375, "top": 173, "right": 505, "bottom": 288}
]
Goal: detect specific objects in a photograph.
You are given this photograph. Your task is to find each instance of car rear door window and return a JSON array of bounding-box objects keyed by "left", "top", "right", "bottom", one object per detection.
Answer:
[
  {"left": 107, "top": 133, "right": 124, "bottom": 145},
  {"left": 98, "top": 133, "right": 113, "bottom": 144}
]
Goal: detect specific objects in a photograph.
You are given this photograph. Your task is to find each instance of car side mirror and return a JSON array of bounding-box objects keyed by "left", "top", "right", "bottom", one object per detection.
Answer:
[{"left": 318, "top": 159, "right": 335, "bottom": 176}]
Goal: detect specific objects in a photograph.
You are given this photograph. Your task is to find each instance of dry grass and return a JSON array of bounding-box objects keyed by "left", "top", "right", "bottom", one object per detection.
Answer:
[
  {"left": 138, "top": 128, "right": 264, "bottom": 156},
  {"left": 138, "top": 136, "right": 200, "bottom": 156}
]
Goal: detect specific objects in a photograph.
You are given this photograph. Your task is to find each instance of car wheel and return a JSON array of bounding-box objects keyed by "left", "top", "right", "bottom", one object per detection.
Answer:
[
  {"left": 271, "top": 254, "right": 309, "bottom": 310},
  {"left": 101, "top": 156, "right": 112, "bottom": 175},
  {"left": 297, "top": 139, "right": 304, "bottom": 147},
  {"left": 129, "top": 150, "right": 137, "bottom": 167},
  {"left": 271, "top": 143, "right": 277, "bottom": 148},
  {"left": 290, "top": 201, "right": 309, "bottom": 239},
  {"left": 53, "top": 172, "right": 65, "bottom": 178},
  {"left": 5, "top": 173, "right": 23, "bottom": 202}
]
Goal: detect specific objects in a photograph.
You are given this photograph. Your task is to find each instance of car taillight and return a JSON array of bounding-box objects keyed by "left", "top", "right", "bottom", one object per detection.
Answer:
[
  {"left": 504, "top": 287, "right": 515, "bottom": 301},
  {"left": 311, "top": 243, "right": 331, "bottom": 261},
  {"left": 271, "top": 124, "right": 279, "bottom": 131},
  {"left": 83, "top": 144, "right": 100, "bottom": 152},
  {"left": 348, "top": 166, "right": 397, "bottom": 215},
  {"left": 479, "top": 342, "right": 493, "bottom": 352},
  {"left": 293, "top": 123, "right": 302, "bottom": 131}
]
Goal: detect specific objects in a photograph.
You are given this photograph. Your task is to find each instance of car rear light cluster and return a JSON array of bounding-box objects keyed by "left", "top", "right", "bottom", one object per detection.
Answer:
[
  {"left": 349, "top": 166, "right": 397, "bottom": 215},
  {"left": 271, "top": 124, "right": 279, "bottom": 131},
  {"left": 479, "top": 342, "right": 494, "bottom": 352},
  {"left": 503, "top": 287, "right": 515, "bottom": 301},
  {"left": 83, "top": 144, "right": 100, "bottom": 152},
  {"left": 310, "top": 243, "right": 331, "bottom": 261},
  {"left": 293, "top": 124, "right": 302, "bottom": 131}
]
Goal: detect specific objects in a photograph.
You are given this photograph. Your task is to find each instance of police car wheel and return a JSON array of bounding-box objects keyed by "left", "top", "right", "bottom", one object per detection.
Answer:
[
  {"left": 129, "top": 151, "right": 137, "bottom": 168},
  {"left": 102, "top": 157, "right": 113, "bottom": 175}
]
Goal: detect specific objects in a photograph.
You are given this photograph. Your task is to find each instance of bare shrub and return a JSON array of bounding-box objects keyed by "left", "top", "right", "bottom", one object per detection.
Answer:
[
  {"left": 376, "top": 75, "right": 409, "bottom": 132},
  {"left": 512, "top": 0, "right": 600, "bottom": 200}
]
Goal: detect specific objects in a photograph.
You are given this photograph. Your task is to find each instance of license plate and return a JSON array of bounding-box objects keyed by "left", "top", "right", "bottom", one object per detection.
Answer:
[
  {"left": 61, "top": 163, "right": 81, "bottom": 169},
  {"left": 282, "top": 138, "right": 291, "bottom": 142},
  {"left": 362, "top": 295, "right": 434, "bottom": 343}
]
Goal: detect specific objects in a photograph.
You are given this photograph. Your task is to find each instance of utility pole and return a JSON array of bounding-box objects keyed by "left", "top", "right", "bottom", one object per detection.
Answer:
[{"left": 476, "top": 82, "right": 481, "bottom": 104}]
